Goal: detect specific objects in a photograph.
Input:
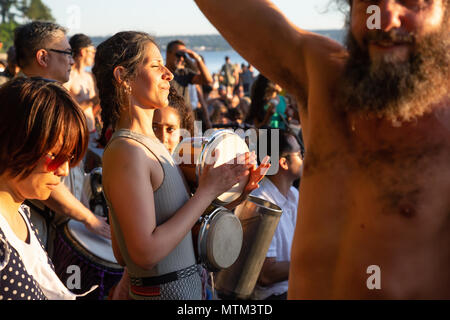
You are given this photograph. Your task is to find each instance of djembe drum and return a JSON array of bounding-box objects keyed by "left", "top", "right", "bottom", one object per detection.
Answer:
[{"left": 52, "top": 219, "right": 123, "bottom": 300}]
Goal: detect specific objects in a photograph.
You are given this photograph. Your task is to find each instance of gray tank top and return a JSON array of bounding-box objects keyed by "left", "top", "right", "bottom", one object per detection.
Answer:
[{"left": 104, "top": 129, "right": 197, "bottom": 279}]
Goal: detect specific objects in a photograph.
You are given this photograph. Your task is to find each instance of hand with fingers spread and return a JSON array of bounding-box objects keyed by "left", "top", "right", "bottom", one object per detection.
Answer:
[
  {"left": 197, "top": 150, "right": 255, "bottom": 202},
  {"left": 225, "top": 155, "right": 271, "bottom": 210}
]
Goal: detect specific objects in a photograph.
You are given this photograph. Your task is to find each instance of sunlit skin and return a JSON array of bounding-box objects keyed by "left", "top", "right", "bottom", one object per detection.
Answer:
[
  {"left": 83, "top": 45, "right": 96, "bottom": 67},
  {"left": 103, "top": 38, "right": 258, "bottom": 280},
  {"left": 0, "top": 142, "right": 70, "bottom": 242},
  {"left": 127, "top": 43, "right": 173, "bottom": 114},
  {"left": 195, "top": 0, "right": 450, "bottom": 299},
  {"left": 351, "top": 0, "right": 446, "bottom": 63},
  {"left": 20, "top": 30, "right": 74, "bottom": 83},
  {"left": 153, "top": 107, "right": 182, "bottom": 154},
  {"left": 65, "top": 45, "right": 98, "bottom": 132}
]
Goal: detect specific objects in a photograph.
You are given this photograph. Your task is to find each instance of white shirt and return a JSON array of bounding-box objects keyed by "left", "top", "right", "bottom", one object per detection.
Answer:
[
  {"left": 251, "top": 178, "right": 299, "bottom": 299},
  {"left": 0, "top": 205, "right": 78, "bottom": 300},
  {"left": 62, "top": 162, "right": 86, "bottom": 202}
]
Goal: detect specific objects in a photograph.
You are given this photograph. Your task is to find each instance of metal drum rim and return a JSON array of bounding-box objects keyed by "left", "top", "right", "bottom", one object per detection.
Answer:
[
  {"left": 63, "top": 221, "right": 123, "bottom": 271},
  {"left": 198, "top": 206, "right": 243, "bottom": 271}
]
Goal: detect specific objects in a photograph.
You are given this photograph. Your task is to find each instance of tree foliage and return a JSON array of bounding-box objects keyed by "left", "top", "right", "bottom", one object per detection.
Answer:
[
  {"left": 0, "top": 0, "right": 54, "bottom": 51},
  {"left": 22, "top": 0, "right": 54, "bottom": 22}
]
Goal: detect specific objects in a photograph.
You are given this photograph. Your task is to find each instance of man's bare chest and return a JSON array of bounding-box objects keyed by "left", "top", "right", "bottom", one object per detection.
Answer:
[{"left": 303, "top": 109, "right": 450, "bottom": 222}]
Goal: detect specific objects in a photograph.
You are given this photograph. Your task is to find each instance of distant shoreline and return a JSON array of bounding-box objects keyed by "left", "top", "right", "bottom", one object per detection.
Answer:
[{"left": 89, "top": 29, "right": 345, "bottom": 50}]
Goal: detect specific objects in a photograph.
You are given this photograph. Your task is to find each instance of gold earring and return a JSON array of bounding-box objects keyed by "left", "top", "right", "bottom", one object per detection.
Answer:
[{"left": 123, "top": 84, "right": 131, "bottom": 94}]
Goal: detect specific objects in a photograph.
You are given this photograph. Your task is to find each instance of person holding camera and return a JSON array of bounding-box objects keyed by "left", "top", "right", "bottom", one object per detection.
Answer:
[{"left": 165, "top": 40, "right": 213, "bottom": 110}]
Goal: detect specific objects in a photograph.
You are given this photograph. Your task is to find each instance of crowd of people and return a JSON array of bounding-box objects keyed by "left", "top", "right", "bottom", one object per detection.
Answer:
[{"left": 0, "top": 0, "right": 449, "bottom": 301}]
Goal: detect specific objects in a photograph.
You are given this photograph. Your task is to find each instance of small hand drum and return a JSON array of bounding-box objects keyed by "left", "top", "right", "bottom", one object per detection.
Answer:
[
  {"left": 191, "top": 205, "right": 243, "bottom": 272},
  {"left": 174, "top": 130, "right": 250, "bottom": 206}
]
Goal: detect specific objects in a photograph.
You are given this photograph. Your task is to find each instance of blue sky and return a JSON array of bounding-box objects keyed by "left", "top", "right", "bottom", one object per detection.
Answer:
[{"left": 43, "top": 0, "right": 347, "bottom": 37}]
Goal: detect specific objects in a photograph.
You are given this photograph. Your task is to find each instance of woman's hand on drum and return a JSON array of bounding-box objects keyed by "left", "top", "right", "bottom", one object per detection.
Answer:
[
  {"left": 225, "top": 155, "right": 271, "bottom": 210},
  {"left": 197, "top": 150, "right": 256, "bottom": 203}
]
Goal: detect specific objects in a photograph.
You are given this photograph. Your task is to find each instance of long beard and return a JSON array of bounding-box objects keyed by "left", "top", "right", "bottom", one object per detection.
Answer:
[{"left": 338, "top": 27, "right": 450, "bottom": 125}]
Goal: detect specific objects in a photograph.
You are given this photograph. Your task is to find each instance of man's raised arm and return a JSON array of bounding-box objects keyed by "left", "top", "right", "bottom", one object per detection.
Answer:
[
  {"left": 195, "top": 0, "right": 345, "bottom": 99},
  {"left": 195, "top": 0, "right": 307, "bottom": 94}
]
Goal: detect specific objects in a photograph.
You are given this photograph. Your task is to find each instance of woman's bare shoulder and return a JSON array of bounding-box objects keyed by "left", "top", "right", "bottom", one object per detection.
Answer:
[{"left": 103, "top": 137, "right": 153, "bottom": 171}]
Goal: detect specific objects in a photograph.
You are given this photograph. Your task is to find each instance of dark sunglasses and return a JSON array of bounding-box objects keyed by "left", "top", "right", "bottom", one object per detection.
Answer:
[
  {"left": 175, "top": 51, "right": 187, "bottom": 59},
  {"left": 44, "top": 153, "right": 74, "bottom": 172}
]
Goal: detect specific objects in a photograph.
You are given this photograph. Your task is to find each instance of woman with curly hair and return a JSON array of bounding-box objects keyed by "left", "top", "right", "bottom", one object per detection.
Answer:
[{"left": 93, "top": 31, "right": 256, "bottom": 300}]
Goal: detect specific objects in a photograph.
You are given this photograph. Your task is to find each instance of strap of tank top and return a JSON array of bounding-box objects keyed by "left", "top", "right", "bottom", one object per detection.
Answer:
[
  {"left": 104, "top": 129, "right": 170, "bottom": 193},
  {"left": 104, "top": 129, "right": 161, "bottom": 157}
]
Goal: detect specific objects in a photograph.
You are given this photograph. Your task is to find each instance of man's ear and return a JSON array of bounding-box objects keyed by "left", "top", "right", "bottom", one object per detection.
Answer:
[
  {"left": 279, "top": 157, "right": 289, "bottom": 171},
  {"left": 80, "top": 47, "right": 87, "bottom": 58},
  {"left": 36, "top": 49, "right": 49, "bottom": 67}
]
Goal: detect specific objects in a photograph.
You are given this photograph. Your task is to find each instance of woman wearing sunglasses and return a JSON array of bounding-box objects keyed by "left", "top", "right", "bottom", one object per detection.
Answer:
[{"left": 0, "top": 77, "right": 89, "bottom": 300}]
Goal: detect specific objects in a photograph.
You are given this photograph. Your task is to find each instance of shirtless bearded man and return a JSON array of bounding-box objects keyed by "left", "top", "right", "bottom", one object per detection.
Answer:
[{"left": 195, "top": 0, "right": 450, "bottom": 299}]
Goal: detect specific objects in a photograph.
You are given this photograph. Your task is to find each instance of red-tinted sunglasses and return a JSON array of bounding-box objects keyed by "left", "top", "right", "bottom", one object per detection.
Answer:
[{"left": 44, "top": 153, "right": 74, "bottom": 172}]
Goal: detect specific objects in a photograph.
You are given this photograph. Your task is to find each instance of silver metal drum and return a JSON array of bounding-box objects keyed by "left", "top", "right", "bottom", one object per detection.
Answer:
[
  {"left": 214, "top": 196, "right": 282, "bottom": 300},
  {"left": 192, "top": 205, "right": 243, "bottom": 272}
]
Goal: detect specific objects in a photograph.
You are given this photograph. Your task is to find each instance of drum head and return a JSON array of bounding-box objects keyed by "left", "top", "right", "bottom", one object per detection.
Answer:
[
  {"left": 205, "top": 210, "right": 243, "bottom": 270},
  {"left": 67, "top": 220, "right": 118, "bottom": 264},
  {"left": 201, "top": 131, "right": 250, "bottom": 204}
]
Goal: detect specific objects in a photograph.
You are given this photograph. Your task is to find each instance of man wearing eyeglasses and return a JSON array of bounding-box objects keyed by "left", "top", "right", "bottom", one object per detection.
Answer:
[
  {"left": 13, "top": 21, "right": 110, "bottom": 255},
  {"left": 14, "top": 22, "right": 74, "bottom": 83}
]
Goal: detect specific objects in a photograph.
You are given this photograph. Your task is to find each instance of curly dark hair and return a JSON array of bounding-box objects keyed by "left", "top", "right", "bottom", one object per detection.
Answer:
[
  {"left": 92, "top": 31, "right": 157, "bottom": 146},
  {"left": 167, "top": 87, "right": 194, "bottom": 136}
]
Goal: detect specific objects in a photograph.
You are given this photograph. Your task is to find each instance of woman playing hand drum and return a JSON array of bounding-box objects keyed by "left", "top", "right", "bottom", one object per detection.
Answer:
[{"left": 93, "top": 31, "right": 256, "bottom": 300}]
